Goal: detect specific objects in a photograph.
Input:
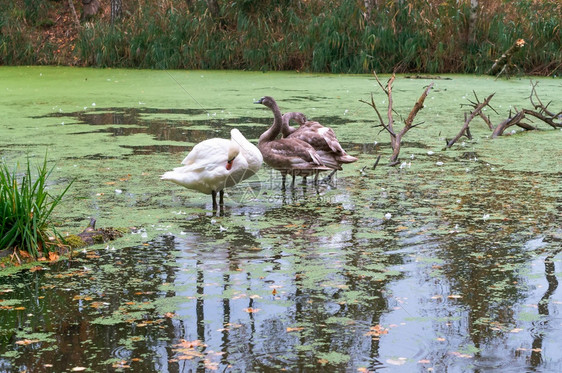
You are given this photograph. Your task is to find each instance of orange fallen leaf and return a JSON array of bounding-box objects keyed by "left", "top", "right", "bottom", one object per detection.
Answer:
[
  {"left": 364, "top": 324, "right": 389, "bottom": 337},
  {"left": 90, "top": 302, "right": 105, "bottom": 309},
  {"left": 18, "top": 250, "right": 32, "bottom": 259},
  {"left": 112, "top": 361, "right": 130, "bottom": 369},
  {"left": 48, "top": 252, "right": 59, "bottom": 261},
  {"left": 286, "top": 327, "right": 304, "bottom": 332},
  {"left": 244, "top": 307, "right": 260, "bottom": 313},
  {"left": 16, "top": 339, "right": 40, "bottom": 345}
]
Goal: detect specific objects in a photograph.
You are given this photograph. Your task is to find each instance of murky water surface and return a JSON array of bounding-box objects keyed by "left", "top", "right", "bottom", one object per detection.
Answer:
[{"left": 0, "top": 67, "right": 561, "bottom": 372}]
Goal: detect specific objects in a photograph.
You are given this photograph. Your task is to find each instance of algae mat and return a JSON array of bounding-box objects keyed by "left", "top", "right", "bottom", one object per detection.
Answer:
[{"left": 0, "top": 67, "right": 561, "bottom": 372}]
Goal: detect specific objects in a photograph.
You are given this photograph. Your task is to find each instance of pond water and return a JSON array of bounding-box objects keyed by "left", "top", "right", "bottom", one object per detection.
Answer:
[{"left": 0, "top": 67, "right": 561, "bottom": 372}]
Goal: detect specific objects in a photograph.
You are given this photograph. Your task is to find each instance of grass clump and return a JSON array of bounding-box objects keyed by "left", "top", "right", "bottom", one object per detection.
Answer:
[{"left": 0, "top": 155, "right": 72, "bottom": 260}]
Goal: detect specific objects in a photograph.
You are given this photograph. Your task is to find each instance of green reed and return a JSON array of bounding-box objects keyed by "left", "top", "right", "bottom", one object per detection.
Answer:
[
  {"left": 1, "top": 0, "right": 560, "bottom": 75},
  {"left": 0, "top": 155, "right": 72, "bottom": 259}
]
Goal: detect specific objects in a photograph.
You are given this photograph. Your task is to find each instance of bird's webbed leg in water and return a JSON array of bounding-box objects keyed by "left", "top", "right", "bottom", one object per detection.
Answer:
[
  {"left": 321, "top": 169, "right": 337, "bottom": 184},
  {"left": 280, "top": 170, "right": 288, "bottom": 190},
  {"left": 219, "top": 190, "right": 224, "bottom": 205},
  {"left": 212, "top": 190, "right": 218, "bottom": 210}
]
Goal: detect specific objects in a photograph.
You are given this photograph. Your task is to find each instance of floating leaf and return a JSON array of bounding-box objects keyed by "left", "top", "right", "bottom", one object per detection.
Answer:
[
  {"left": 386, "top": 357, "right": 407, "bottom": 365},
  {"left": 16, "top": 339, "right": 40, "bottom": 345},
  {"left": 112, "top": 361, "right": 130, "bottom": 369},
  {"left": 364, "top": 325, "right": 389, "bottom": 337},
  {"left": 450, "top": 351, "right": 473, "bottom": 358},
  {"left": 286, "top": 327, "right": 304, "bottom": 332}
]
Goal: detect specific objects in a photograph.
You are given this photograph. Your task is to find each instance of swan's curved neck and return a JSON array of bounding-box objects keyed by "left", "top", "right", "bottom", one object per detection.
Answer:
[
  {"left": 259, "top": 101, "right": 283, "bottom": 144},
  {"left": 281, "top": 112, "right": 299, "bottom": 137}
]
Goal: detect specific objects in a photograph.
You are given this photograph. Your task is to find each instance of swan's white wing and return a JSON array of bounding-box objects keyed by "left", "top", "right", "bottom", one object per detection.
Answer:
[
  {"left": 181, "top": 138, "right": 230, "bottom": 165},
  {"left": 230, "top": 129, "right": 263, "bottom": 172}
]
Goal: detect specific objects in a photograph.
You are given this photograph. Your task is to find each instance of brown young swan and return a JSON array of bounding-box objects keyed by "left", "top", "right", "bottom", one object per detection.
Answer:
[
  {"left": 282, "top": 112, "right": 358, "bottom": 165},
  {"left": 255, "top": 96, "right": 335, "bottom": 187},
  {"left": 281, "top": 111, "right": 358, "bottom": 183}
]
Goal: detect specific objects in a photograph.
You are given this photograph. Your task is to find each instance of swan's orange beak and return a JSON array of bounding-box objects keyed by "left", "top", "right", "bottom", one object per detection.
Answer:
[{"left": 226, "top": 159, "right": 234, "bottom": 170}]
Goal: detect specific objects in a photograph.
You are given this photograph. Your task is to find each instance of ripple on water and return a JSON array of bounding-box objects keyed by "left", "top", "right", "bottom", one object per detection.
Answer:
[{"left": 111, "top": 345, "right": 133, "bottom": 361}]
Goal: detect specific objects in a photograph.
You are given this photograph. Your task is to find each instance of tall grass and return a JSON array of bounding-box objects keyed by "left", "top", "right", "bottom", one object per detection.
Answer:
[
  {"left": 1, "top": 0, "right": 561, "bottom": 75},
  {"left": 0, "top": 155, "right": 72, "bottom": 259}
]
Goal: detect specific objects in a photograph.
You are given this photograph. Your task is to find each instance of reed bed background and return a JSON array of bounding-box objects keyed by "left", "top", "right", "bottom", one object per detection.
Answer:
[{"left": 0, "top": 0, "right": 560, "bottom": 75}]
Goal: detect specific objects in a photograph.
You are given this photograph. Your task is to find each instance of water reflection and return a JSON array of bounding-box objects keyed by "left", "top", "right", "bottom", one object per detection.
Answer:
[{"left": 1, "top": 202, "right": 561, "bottom": 371}]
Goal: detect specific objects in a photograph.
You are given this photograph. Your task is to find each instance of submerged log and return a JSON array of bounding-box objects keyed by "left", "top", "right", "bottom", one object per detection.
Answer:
[{"left": 65, "top": 218, "right": 125, "bottom": 248}]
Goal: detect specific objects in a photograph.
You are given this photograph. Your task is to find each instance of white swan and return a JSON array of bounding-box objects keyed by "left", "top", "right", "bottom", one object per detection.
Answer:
[{"left": 161, "top": 128, "right": 263, "bottom": 208}]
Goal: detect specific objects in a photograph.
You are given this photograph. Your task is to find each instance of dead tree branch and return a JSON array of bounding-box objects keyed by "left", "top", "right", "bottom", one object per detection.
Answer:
[
  {"left": 449, "top": 81, "right": 560, "bottom": 142},
  {"left": 487, "top": 38, "right": 526, "bottom": 78},
  {"left": 492, "top": 81, "right": 561, "bottom": 137},
  {"left": 361, "top": 72, "right": 433, "bottom": 165},
  {"left": 447, "top": 93, "right": 495, "bottom": 148},
  {"left": 528, "top": 80, "right": 562, "bottom": 122},
  {"left": 491, "top": 109, "right": 527, "bottom": 137}
]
